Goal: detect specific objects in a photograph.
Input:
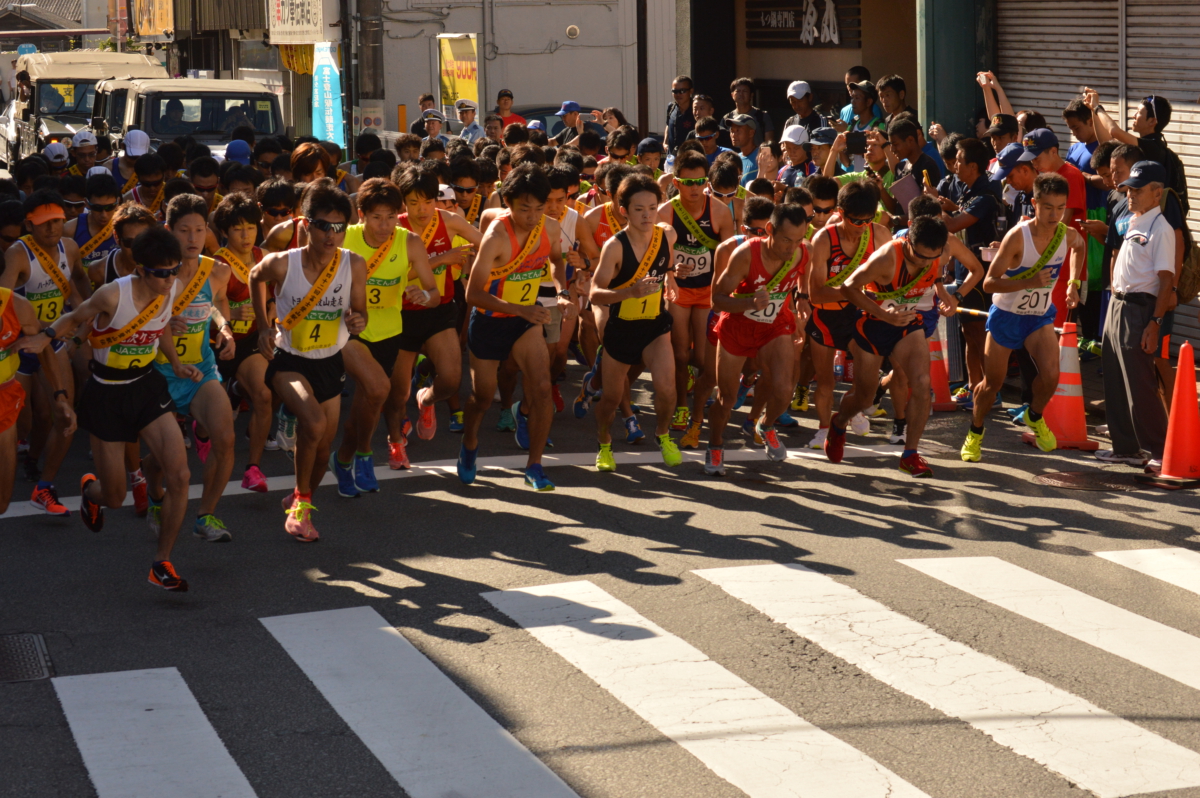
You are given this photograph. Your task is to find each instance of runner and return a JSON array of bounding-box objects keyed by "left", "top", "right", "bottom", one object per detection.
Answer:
[
  {"left": 588, "top": 172, "right": 682, "bottom": 472},
  {"left": 2, "top": 190, "right": 89, "bottom": 515},
  {"left": 331, "top": 178, "right": 438, "bottom": 492},
  {"left": 122, "top": 154, "right": 167, "bottom": 218},
  {"left": 823, "top": 215, "right": 953, "bottom": 477},
  {"left": 961, "top": 173, "right": 1085, "bottom": 462},
  {"left": 805, "top": 180, "right": 889, "bottom": 448},
  {"left": 24, "top": 227, "right": 195, "bottom": 590},
  {"left": 705, "top": 202, "right": 811, "bottom": 474},
  {"left": 110, "top": 129, "right": 148, "bottom": 195},
  {"left": 459, "top": 163, "right": 570, "bottom": 489},
  {"left": 449, "top": 157, "right": 484, "bottom": 227},
  {"left": 63, "top": 173, "right": 119, "bottom": 280},
  {"left": 658, "top": 150, "right": 735, "bottom": 445},
  {"left": 187, "top": 157, "right": 222, "bottom": 215},
  {"left": 250, "top": 182, "right": 367, "bottom": 541}
]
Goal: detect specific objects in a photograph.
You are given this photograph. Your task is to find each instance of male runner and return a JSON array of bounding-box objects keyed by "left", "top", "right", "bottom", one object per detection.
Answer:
[
  {"left": 449, "top": 157, "right": 484, "bottom": 227},
  {"left": 111, "top": 129, "right": 148, "bottom": 195},
  {"left": 657, "top": 150, "right": 735, "bottom": 444},
  {"left": 123, "top": 154, "right": 167, "bottom": 217},
  {"left": 331, "top": 178, "right": 438, "bottom": 492},
  {"left": 961, "top": 173, "right": 1084, "bottom": 461},
  {"left": 68, "top": 131, "right": 99, "bottom": 177},
  {"left": 63, "top": 173, "right": 119, "bottom": 279},
  {"left": 705, "top": 202, "right": 811, "bottom": 474},
  {"left": 459, "top": 164, "right": 570, "bottom": 490},
  {"left": 589, "top": 172, "right": 682, "bottom": 471},
  {"left": 188, "top": 157, "right": 223, "bottom": 215},
  {"left": 824, "top": 215, "right": 953, "bottom": 477},
  {"left": 250, "top": 183, "right": 367, "bottom": 541}
]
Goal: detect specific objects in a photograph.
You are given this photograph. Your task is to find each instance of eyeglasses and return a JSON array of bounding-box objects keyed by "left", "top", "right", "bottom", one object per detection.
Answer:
[
  {"left": 256, "top": 160, "right": 274, "bottom": 170},
  {"left": 139, "top": 179, "right": 164, "bottom": 190},
  {"left": 88, "top": 202, "right": 119, "bottom": 213},
  {"left": 450, "top": 183, "right": 477, "bottom": 194},
  {"left": 675, "top": 177, "right": 707, "bottom": 187},
  {"left": 263, "top": 206, "right": 292, "bottom": 217},
  {"left": 142, "top": 264, "right": 181, "bottom": 278},
  {"left": 710, "top": 188, "right": 738, "bottom": 198},
  {"left": 845, "top": 215, "right": 874, "bottom": 227},
  {"left": 120, "top": 236, "right": 137, "bottom": 248},
  {"left": 306, "top": 217, "right": 348, "bottom": 233},
  {"left": 743, "top": 225, "right": 767, "bottom": 236},
  {"left": 812, "top": 204, "right": 836, "bottom": 214}
]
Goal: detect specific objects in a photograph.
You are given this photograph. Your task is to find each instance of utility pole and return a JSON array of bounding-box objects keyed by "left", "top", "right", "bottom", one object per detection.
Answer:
[{"left": 357, "top": 0, "right": 383, "bottom": 102}]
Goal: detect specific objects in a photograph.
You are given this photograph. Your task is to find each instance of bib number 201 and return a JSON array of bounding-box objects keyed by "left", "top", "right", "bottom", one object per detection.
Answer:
[{"left": 1016, "top": 290, "right": 1049, "bottom": 315}]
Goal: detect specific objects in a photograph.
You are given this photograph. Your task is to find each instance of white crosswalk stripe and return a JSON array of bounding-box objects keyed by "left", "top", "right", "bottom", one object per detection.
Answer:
[
  {"left": 51, "top": 667, "right": 257, "bottom": 798},
  {"left": 696, "top": 562, "right": 1200, "bottom": 798},
  {"left": 260, "top": 605, "right": 579, "bottom": 798},
  {"left": 1096, "top": 547, "right": 1200, "bottom": 596},
  {"left": 482, "top": 579, "right": 930, "bottom": 798}
]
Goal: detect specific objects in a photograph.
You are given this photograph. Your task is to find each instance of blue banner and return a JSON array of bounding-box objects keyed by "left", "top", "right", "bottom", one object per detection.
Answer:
[{"left": 312, "top": 43, "right": 345, "bottom": 149}]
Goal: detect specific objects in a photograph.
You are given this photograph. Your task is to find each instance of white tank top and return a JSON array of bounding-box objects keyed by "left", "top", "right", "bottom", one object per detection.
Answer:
[
  {"left": 559, "top": 207, "right": 579, "bottom": 253},
  {"left": 91, "top": 275, "right": 178, "bottom": 383},
  {"left": 18, "top": 238, "right": 70, "bottom": 323},
  {"left": 273, "top": 247, "right": 352, "bottom": 359},
  {"left": 992, "top": 220, "right": 1067, "bottom": 316}
]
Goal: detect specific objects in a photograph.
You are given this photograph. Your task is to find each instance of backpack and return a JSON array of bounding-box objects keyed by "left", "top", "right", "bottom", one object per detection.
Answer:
[
  {"left": 1162, "top": 187, "right": 1200, "bottom": 303},
  {"left": 1164, "top": 146, "right": 1190, "bottom": 215}
]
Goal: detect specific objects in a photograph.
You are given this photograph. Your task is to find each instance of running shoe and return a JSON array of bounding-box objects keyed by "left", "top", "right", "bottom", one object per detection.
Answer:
[
  {"left": 192, "top": 421, "right": 212, "bottom": 464},
  {"left": 513, "top": 402, "right": 530, "bottom": 450},
  {"left": 573, "top": 372, "right": 598, "bottom": 418},
  {"left": 457, "top": 444, "right": 478, "bottom": 484},
  {"left": 790, "top": 385, "right": 809, "bottom": 412},
  {"left": 415, "top": 387, "right": 437, "bottom": 440},
  {"left": 388, "top": 439, "right": 411, "bottom": 470},
  {"left": 888, "top": 420, "right": 907, "bottom": 445},
  {"left": 849, "top": 412, "right": 870, "bottom": 436},
  {"left": 658, "top": 434, "right": 683, "bottom": 467},
  {"left": 1007, "top": 403, "right": 1030, "bottom": 425},
  {"left": 864, "top": 404, "right": 888, "bottom": 419},
  {"left": 30, "top": 484, "right": 69, "bottom": 517},
  {"left": 1145, "top": 459, "right": 1163, "bottom": 475},
  {"left": 496, "top": 407, "right": 516, "bottom": 432},
  {"left": 704, "top": 447, "right": 726, "bottom": 476},
  {"left": 960, "top": 429, "right": 984, "bottom": 462},
  {"left": 354, "top": 453, "right": 380, "bottom": 493},
  {"left": 1023, "top": 409, "right": 1057, "bottom": 453},
  {"left": 551, "top": 384, "right": 565, "bottom": 414},
  {"left": 131, "top": 471, "right": 149, "bottom": 515},
  {"left": 776, "top": 412, "right": 800, "bottom": 428},
  {"left": 735, "top": 377, "right": 754, "bottom": 409},
  {"left": 16, "top": 438, "right": 28, "bottom": 454},
  {"left": 899, "top": 451, "right": 934, "bottom": 478},
  {"left": 147, "top": 496, "right": 162, "bottom": 538},
  {"left": 759, "top": 425, "right": 787, "bottom": 462},
  {"left": 524, "top": 463, "right": 555, "bottom": 491},
  {"left": 961, "top": 393, "right": 1003, "bottom": 412},
  {"left": 823, "top": 424, "right": 846, "bottom": 464},
  {"left": 276, "top": 406, "right": 298, "bottom": 452},
  {"left": 686, "top": 366, "right": 696, "bottom": 395},
  {"left": 448, "top": 411, "right": 464, "bottom": 433},
  {"left": 148, "top": 561, "right": 188, "bottom": 592},
  {"left": 264, "top": 434, "right": 280, "bottom": 451},
  {"left": 193, "top": 514, "right": 232, "bottom": 542},
  {"left": 79, "top": 474, "right": 103, "bottom": 532},
  {"left": 23, "top": 455, "right": 41, "bottom": 482},
  {"left": 952, "top": 386, "right": 971, "bottom": 404},
  {"left": 242, "top": 465, "right": 268, "bottom": 492},
  {"left": 808, "top": 427, "right": 828, "bottom": 450},
  {"left": 741, "top": 418, "right": 764, "bottom": 445},
  {"left": 596, "top": 442, "right": 616, "bottom": 472},
  {"left": 679, "top": 421, "right": 703, "bottom": 449},
  {"left": 329, "top": 453, "right": 359, "bottom": 498},
  {"left": 568, "top": 341, "right": 586, "bottom": 366},
  {"left": 402, "top": 417, "right": 413, "bottom": 439},
  {"left": 409, "top": 354, "right": 431, "bottom": 398},
  {"left": 284, "top": 494, "right": 319, "bottom": 542},
  {"left": 1094, "top": 449, "right": 1151, "bottom": 467},
  {"left": 624, "top": 415, "right": 645, "bottom": 444}
]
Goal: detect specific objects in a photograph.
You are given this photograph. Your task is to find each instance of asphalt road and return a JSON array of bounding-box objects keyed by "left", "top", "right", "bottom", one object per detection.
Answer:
[{"left": 4, "top": 361, "right": 1200, "bottom": 798}]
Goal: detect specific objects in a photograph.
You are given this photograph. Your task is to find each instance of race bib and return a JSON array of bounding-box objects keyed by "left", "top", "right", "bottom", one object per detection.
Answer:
[
  {"left": 289, "top": 308, "right": 342, "bottom": 353},
  {"left": 746, "top": 290, "right": 789, "bottom": 324},
  {"left": 167, "top": 317, "right": 208, "bottom": 365},
  {"left": 675, "top": 247, "right": 712, "bottom": 279},
  {"left": 367, "top": 273, "right": 404, "bottom": 310},
  {"left": 229, "top": 298, "right": 254, "bottom": 336},
  {"left": 104, "top": 339, "right": 160, "bottom": 370},
  {"left": 618, "top": 284, "right": 663, "bottom": 321},
  {"left": 28, "top": 287, "right": 64, "bottom": 323},
  {"left": 1011, "top": 288, "right": 1053, "bottom": 316},
  {"left": 501, "top": 269, "right": 542, "bottom": 307}
]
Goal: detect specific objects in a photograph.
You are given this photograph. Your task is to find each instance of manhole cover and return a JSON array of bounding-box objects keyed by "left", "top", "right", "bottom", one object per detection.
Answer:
[
  {"left": 0, "top": 634, "right": 53, "bottom": 682},
  {"left": 1033, "top": 471, "right": 1140, "bottom": 491}
]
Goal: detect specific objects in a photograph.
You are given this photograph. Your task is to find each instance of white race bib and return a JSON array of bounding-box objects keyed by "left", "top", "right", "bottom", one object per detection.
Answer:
[
  {"left": 745, "top": 291, "right": 789, "bottom": 324},
  {"left": 675, "top": 248, "right": 712, "bottom": 278},
  {"left": 1011, "top": 287, "right": 1053, "bottom": 316}
]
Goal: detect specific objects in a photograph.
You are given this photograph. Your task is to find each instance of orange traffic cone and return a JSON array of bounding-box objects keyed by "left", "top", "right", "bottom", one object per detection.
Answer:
[
  {"left": 929, "top": 315, "right": 959, "bottom": 412},
  {"left": 1136, "top": 340, "right": 1200, "bottom": 490},
  {"left": 1023, "top": 322, "right": 1098, "bottom": 450}
]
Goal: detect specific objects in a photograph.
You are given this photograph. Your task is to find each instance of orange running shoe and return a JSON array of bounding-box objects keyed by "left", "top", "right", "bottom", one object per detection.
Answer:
[
  {"left": 30, "top": 484, "right": 70, "bottom": 517},
  {"left": 131, "top": 472, "right": 149, "bottom": 516},
  {"left": 416, "top": 386, "right": 437, "bottom": 441},
  {"left": 388, "top": 438, "right": 411, "bottom": 470},
  {"left": 148, "top": 560, "right": 188, "bottom": 591},
  {"left": 79, "top": 474, "right": 103, "bottom": 532}
]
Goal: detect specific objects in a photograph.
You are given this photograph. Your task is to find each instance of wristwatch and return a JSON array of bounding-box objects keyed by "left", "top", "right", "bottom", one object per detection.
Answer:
[
  {"left": 952, "top": 291, "right": 965, "bottom": 304},
  {"left": 558, "top": 288, "right": 571, "bottom": 299},
  {"left": 1150, "top": 316, "right": 1164, "bottom": 325},
  {"left": 42, "top": 326, "right": 57, "bottom": 340},
  {"left": 796, "top": 292, "right": 810, "bottom": 300}
]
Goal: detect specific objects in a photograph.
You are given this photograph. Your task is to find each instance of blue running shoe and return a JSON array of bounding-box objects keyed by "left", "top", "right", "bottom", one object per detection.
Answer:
[
  {"left": 329, "top": 453, "right": 359, "bottom": 498},
  {"left": 1007, "top": 403, "right": 1030, "bottom": 425},
  {"left": 624, "top": 415, "right": 645, "bottom": 444},
  {"left": 735, "top": 378, "right": 753, "bottom": 409},
  {"left": 573, "top": 373, "right": 598, "bottom": 418},
  {"left": 354, "top": 453, "right": 379, "bottom": 493},
  {"left": 568, "top": 341, "right": 586, "bottom": 366},
  {"left": 776, "top": 412, "right": 800, "bottom": 428},
  {"left": 513, "top": 401, "right": 530, "bottom": 450},
  {"left": 524, "top": 463, "right": 555, "bottom": 491},
  {"left": 496, "top": 407, "right": 516, "bottom": 432},
  {"left": 457, "top": 444, "right": 478, "bottom": 484},
  {"left": 448, "top": 410, "right": 464, "bottom": 433}
]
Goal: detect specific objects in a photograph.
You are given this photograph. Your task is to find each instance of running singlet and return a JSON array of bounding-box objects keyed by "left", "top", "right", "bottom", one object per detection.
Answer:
[
  {"left": 817, "top": 224, "right": 877, "bottom": 310},
  {"left": 732, "top": 238, "right": 808, "bottom": 325},
  {"left": 344, "top": 224, "right": 409, "bottom": 341},
  {"left": 16, "top": 237, "right": 70, "bottom": 324},
  {"left": 992, "top": 220, "right": 1068, "bottom": 317},
  {"left": 0, "top": 288, "right": 21, "bottom": 385},
  {"left": 539, "top": 207, "right": 577, "bottom": 305},
  {"left": 671, "top": 196, "right": 719, "bottom": 289},
  {"left": 155, "top": 257, "right": 216, "bottom": 368},
  {"left": 111, "top": 160, "right": 137, "bottom": 194},
  {"left": 90, "top": 276, "right": 177, "bottom": 383},
  {"left": 592, "top": 202, "right": 624, "bottom": 249},
  {"left": 73, "top": 211, "right": 118, "bottom": 276},
  {"left": 610, "top": 226, "right": 672, "bottom": 322},
  {"left": 273, "top": 248, "right": 352, "bottom": 358},
  {"left": 215, "top": 246, "right": 262, "bottom": 339},
  {"left": 483, "top": 214, "right": 551, "bottom": 318},
  {"left": 868, "top": 241, "right": 940, "bottom": 312},
  {"left": 399, "top": 210, "right": 456, "bottom": 309}
]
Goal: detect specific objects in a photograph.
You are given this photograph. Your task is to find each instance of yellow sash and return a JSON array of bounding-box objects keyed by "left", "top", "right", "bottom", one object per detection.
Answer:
[
  {"left": 466, "top": 193, "right": 482, "bottom": 224},
  {"left": 172, "top": 257, "right": 213, "bottom": 316},
  {"left": 364, "top": 230, "right": 397, "bottom": 278},
  {"left": 214, "top": 248, "right": 254, "bottom": 336},
  {"left": 144, "top": 185, "right": 165, "bottom": 214},
  {"left": 614, "top": 226, "right": 665, "bottom": 321},
  {"left": 492, "top": 216, "right": 546, "bottom": 283},
  {"left": 20, "top": 236, "right": 70, "bottom": 322},
  {"left": 280, "top": 252, "right": 340, "bottom": 332},
  {"left": 80, "top": 218, "right": 116, "bottom": 259},
  {"left": 604, "top": 202, "right": 625, "bottom": 234},
  {"left": 0, "top": 288, "right": 15, "bottom": 384},
  {"left": 89, "top": 293, "right": 166, "bottom": 350},
  {"left": 120, "top": 170, "right": 137, "bottom": 194}
]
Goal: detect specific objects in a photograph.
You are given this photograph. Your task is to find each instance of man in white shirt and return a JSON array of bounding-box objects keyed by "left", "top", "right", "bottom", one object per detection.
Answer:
[
  {"left": 455, "top": 99, "right": 485, "bottom": 145},
  {"left": 1099, "top": 160, "right": 1176, "bottom": 470}
]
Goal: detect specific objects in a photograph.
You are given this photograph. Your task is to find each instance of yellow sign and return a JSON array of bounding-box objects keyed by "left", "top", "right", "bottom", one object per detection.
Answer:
[
  {"left": 134, "top": 0, "right": 174, "bottom": 37},
  {"left": 438, "top": 36, "right": 478, "bottom": 108},
  {"left": 49, "top": 84, "right": 74, "bottom": 103}
]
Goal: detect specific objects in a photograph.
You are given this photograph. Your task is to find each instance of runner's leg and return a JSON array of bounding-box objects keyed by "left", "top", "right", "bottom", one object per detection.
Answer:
[
  {"left": 971, "top": 336, "right": 1012, "bottom": 430},
  {"left": 35, "top": 347, "right": 76, "bottom": 484},
  {"left": 235, "top": 353, "right": 272, "bottom": 466},
  {"left": 463, "top": 356, "right": 500, "bottom": 451},
  {"left": 187, "top": 381, "right": 235, "bottom": 517},
  {"left": 888, "top": 333, "right": 932, "bottom": 450},
  {"left": 833, "top": 342, "right": 884, "bottom": 427},
  {"left": 336, "top": 340, "right": 390, "bottom": 463},
  {"left": 593, "top": 352, "right": 630, "bottom": 444},
  {"left": 640, "top": 333, "right": 677, "bottom": 437},
  {"left": 707, "top": 346, "right": 746, "bottom": 449},
  {"left": 1022, "top": 324, "right": 1061, "bottom": 414},
  {"left": 137, "top": 413, "right": 191, "bottom": 562},
  {"left": 759, "top": 335, "right": 795, "bottom": 424},
  {"left": 810, "top": 342, "right": 836, "bottom": 426},
  {"left": 272, "top": 371, "right": 327, "bottom": 496},
  {"left": 511, "top": 326, "right": 554, "bottom": 465}
]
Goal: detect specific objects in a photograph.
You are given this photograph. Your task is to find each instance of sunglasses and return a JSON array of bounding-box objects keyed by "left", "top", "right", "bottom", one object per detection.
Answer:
[
  {"left": 567, "top": 191, "right": 580, "bottom": 200},
  {"left": 710, "top": 188, "right": 738, "bottom": 198},
  {"left": 676, "top": 177, "right": 708, "bottom": 187},
  {"left": 142, "top": 264, "right": 181, "bottom": 278},
  {"left": 139, "top": 179, "right": 164, "bottom": 190},
  {"left": 306, "top": 217, "right": 348, "bottom": 233},
  {"left": 695, "top": 133, "right": 716, "bottom": 141},
  {"left": 450, "top": 183, "right": 477, "bottom": 194},
  {"left": 88, "top": 202, "right": 119, "bottom": 213},
  {"left": 671, "top": 88, "right": 690, "bottom": 95},
  {"left": 193, "top": 184, "right": 219, "bottom": 194},
  {"left": 256, "top": 160, "right": 274, "bottom": 170},
  {"left": 743, "top": 225, "right": 767, "bottom": 236},
  {"left": 845, "top": 215, "right": 874, "bottom": 227},
  {"left": 812, "top": 204, "right": 836, "bottom": 214},
  {"left": 63, "top": 199, "right": 86, "bottom": 208},
  {"left": 1143, "top": 96, "right": 1157, "bottom": 118},
  {"left": 263, "top": 206, "right": 292, "bottom": 217}
]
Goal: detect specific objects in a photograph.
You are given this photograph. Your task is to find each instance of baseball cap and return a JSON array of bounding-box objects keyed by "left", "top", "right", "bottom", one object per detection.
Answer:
[
  {"left": 787, "top": 80, "right": 812, "bottom": 100},
  {"left": 454, "top": 98, "right": 477, "bottom": 112},
  {"left": 851, "top": 80, "right": 878, "bottom": 100},
  {"left": 555, "top": 101, "right": 581, "bottom": 117},
  {"left": 43, "top": 142, "right": 69, "bottom": 164},
  {"left": 1119, "top": 160, "right": 1168, "bottom": 188},
  {"left": 437, "top": 184, "right": 455, "bottom": 202},
  {"left": 1019, "top": 128, "right": 1059, "bottom": 161},
  {"left": 26, "top": 203, "right": 66, "bottom": 225},
  {"left": 780, "top": 125, "right": 809, "bottom": 146},
  {"left": 810, "top": 127, "right": 838, "bottom": 146},
  {"left": 527, "top": 120, "right": 544, "bottom": 131},
  {"left": 422, "top": 108, "right": 447, "bottom": 123},
  {"left": 225, "top": 139, "right": 252, "bottom": 166},
  {"left": 727, "top": 113, "right": 757, "bottom": 131},
  {"left": 984, "top": 113, "right": 1019, "bottom": 139},
  {"left": 497, "top": 89, "right": 513, "bottom": 100},
  {"left": 991, "top": 143, "right": 1025, "bottom": 180},
  {"left": 636, "top": 138, "right": 662, "bottom": 156},
  {"left": 87, "top": 166, "right": 110, "bottom": 178},
  {"left": 124, "top": 129, "right": 150, "bottom": 157},
  {"left": 72, "top": 130, "right": 98, "bottom": 148}
]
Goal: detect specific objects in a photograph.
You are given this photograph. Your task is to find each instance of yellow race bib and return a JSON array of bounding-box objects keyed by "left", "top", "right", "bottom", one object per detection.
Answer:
[
  {"left": 501, "top": 269, "right": 542, "bottom": 307},
  {"left": 228, "top": 298, "right": 254, "bottom": 336},
  {"left": 618, "top": 286, "right": 662, "bottom": 321},
  {"left": 289, "top": 308, "right": 341, "bottom": 353}
]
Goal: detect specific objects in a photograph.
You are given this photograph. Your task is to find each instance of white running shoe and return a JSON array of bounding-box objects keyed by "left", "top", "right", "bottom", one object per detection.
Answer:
[
  {"left": 808, "top": 427, "right": 828, "bottom": 449},
  {"left": 849, "top": 412, "right": 870, "bottom": 436}
]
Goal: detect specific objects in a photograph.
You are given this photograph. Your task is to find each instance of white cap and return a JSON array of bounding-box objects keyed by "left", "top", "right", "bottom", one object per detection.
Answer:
[
  {"left": 43, "top": 141, "right": 69, "bottom": 163},
  {"left": 124, "top": 129, "right": 150, "bottom": 157},
  {"left": 73, "top": 130, "right": 98, "bottom": 148},
  {"left": 787, "top": 81, "right": 812, "bottom": 100},
  {"left": 454, "top": 98, "right": 478, "bottom": 112},
  {"left": 438, "top": 184, "right": 455, "bottom": 202},
  {"left": 780, "top": 125, "right": 810, "bottom": 145},
  {"left": 87, "top": 166, "right": 110, "bottom": 178}
]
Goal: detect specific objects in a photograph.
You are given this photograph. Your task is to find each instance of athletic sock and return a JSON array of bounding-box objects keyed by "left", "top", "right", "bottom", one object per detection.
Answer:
[
  {"left": 337, "top": 455, "right": 352, "bottom": 467},
  {"left": 355, "top": 450, "right": 373, "bottom": 458},
  {"left": 1027, "top": 409, "right": 1043, "bottom": 422},
  {"left": 873, "top": 383, "right": 887, "bottom": 405},
  {"left": 970, "top": 424, "right": 984, "bottom": 435},
  {"left": 128, "top": 468, "right": 144, "bottom": 483},
  {"left": 903, "top": 449, "right": 917, "bottom": 459},
  {"left": 36, "top": 480, "right": 52, "bottom": 490},
  {"left": 246, "top": 463, "right": 257, "bottom": 471}
]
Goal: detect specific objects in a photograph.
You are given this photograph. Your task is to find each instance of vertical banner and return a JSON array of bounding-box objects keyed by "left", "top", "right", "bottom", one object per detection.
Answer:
[
  {"left": 312, "top": 43, "right": 345, "bottom": 148},
  {"left": 437, "top": 35, "right": 478, "bottom": 111}
]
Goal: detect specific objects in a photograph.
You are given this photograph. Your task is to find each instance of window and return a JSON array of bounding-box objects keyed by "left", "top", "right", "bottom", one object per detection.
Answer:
[
  {"left": 148, "top": 94, "right": 279, "bottom": 138},
  {"left": 106, "top": 90, "right": 128, "bottom": 131},
  {"left": 37, "top": 82, "right": 96, "bottom": 115}
]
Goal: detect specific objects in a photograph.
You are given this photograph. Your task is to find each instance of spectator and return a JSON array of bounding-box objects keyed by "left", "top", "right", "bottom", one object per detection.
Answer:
[
  {"left": 724, "top": 77, "right": 774, "bottom": 145},
  {"left": 496, "top": 89, "right": 526, "bottom": 128},
  {"left": 783, "top": 81, "right": 824, "bottom": 136},
  {"left": 6, "top": 59, "right": 16, "bottom": 102},
  {"left": 776, "top": 125, "right": 813, "bottom": 188},
  {"left": 550, "top": 101, "right": 583, "bottom": 147},
  {"left": 727, "top": 114, "right": 759, "bottom": 185},
  {"left": 689, "top": 94, "right": 732, "bottom": 150},
  {"left": 808, "top": 127, "right": 837, "bottom": 181},
  {"left": 844, "top": 81, "right": 886, "bottom": 171},
  {"left": 992, "top": 143, "right": 1035, "bottom": 228},
  {"left": 1083, "top": 89, "right": 1186, "bottom": 211},
  {"left": 694, "top": 116, "right": 734, "bottom": 165},
  {"left": 1017, "top": 110, "right": 1048, "bottom": 138},
  {"left": 983, "top": 113, "right": 1020, "bottom": 165},
  {"left": 755, "top": 140, "right": 783, "bottom": 187},
  {"left": 455, "top": 99, "right": 485, "bottom": 145},
  {"left": 837, "top": 66, "right": 882, "bottom": 128},
  {"left": 893, "top": 110, "right": 946, "bottom": 180},
  {"left": 422, "top": 109, "right": 452, "bottom": 147},
  {"left": 877, "top": 74, "right": 919, "bottom": 125},
  {"left": 410, "top": 93, "right": 435, "bottom": 136},
  {"left": 888, "top": 118, "right": 941, "bottom": 190},
  {"left": 665, "top": 75, "right": 695, "bottom": 154}
]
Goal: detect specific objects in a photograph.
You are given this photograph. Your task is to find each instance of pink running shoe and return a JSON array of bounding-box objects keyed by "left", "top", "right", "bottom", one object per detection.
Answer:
[
  {"left": 192, "top": 420, "right": 212, "bottom": 464},
  {"left": 416, "top": 386, "right": 437, "bottom": 440},
  {"left": 241, "top": 464, "right": 268, "bottom": 492},
  {"left": 388, "top": 439, "right": 411, "bottom": 470},
  {"left": 284, "top": 491, "right": 319, "bottom": 542}
]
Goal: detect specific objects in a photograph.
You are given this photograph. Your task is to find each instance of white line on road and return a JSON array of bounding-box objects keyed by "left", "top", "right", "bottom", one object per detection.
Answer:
[
  {"left": 52, "top": 668, "right": 257, "bottom": 798},
  {"left": 1096, "top": 547, "right": 1200, "bottom": 596},
  {"left": 260, "top": 606, "right": 579, "bottom": 798},
  {"left": 482, "top": 579, "right": 929, "bottom": 798},
  {"left": 900, "top": 556, "right": 1200, "bottom": 693},
  {"left": 696, "top": 563, "right": 1200, "bottom": 798}
]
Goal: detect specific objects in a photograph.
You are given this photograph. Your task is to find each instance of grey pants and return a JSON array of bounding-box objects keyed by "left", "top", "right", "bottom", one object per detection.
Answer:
[{"left": 1101, "top": 294, "right": 1168, "bottom": 458}]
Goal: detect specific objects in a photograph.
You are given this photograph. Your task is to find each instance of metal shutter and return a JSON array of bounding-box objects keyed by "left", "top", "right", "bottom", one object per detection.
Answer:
[{"left": 1126, "top": 0, "right": 1200, "bottom": 352}]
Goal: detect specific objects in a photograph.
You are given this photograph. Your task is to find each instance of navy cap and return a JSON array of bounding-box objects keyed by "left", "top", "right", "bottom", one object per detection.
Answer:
[
  {"left": 992, "top": 143, "right": 1025, "bottom": 180},
  {"left": 1020, "top": 128, "right": 1059, "bottom": 159},
  {"left": 636, "top": 137, "right": 662, "bottom": 156},
  {"left": 984, "top": 113, "right": 1019, "bottom": 138},
  {"left": 527, "top": 119, "right": 544, "bottom": 131},
  {"left": 1119, "top": 159, "right": 1168, "bottom": 189},
  {"left": 225, "top": 139, "right": 251, "bottom": 166},
  {"left": 555, "top": 101, "right": 581, "bottom": 116},
  {"left": 810, "top": 127, "right": 838, "bottom": 146}
]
